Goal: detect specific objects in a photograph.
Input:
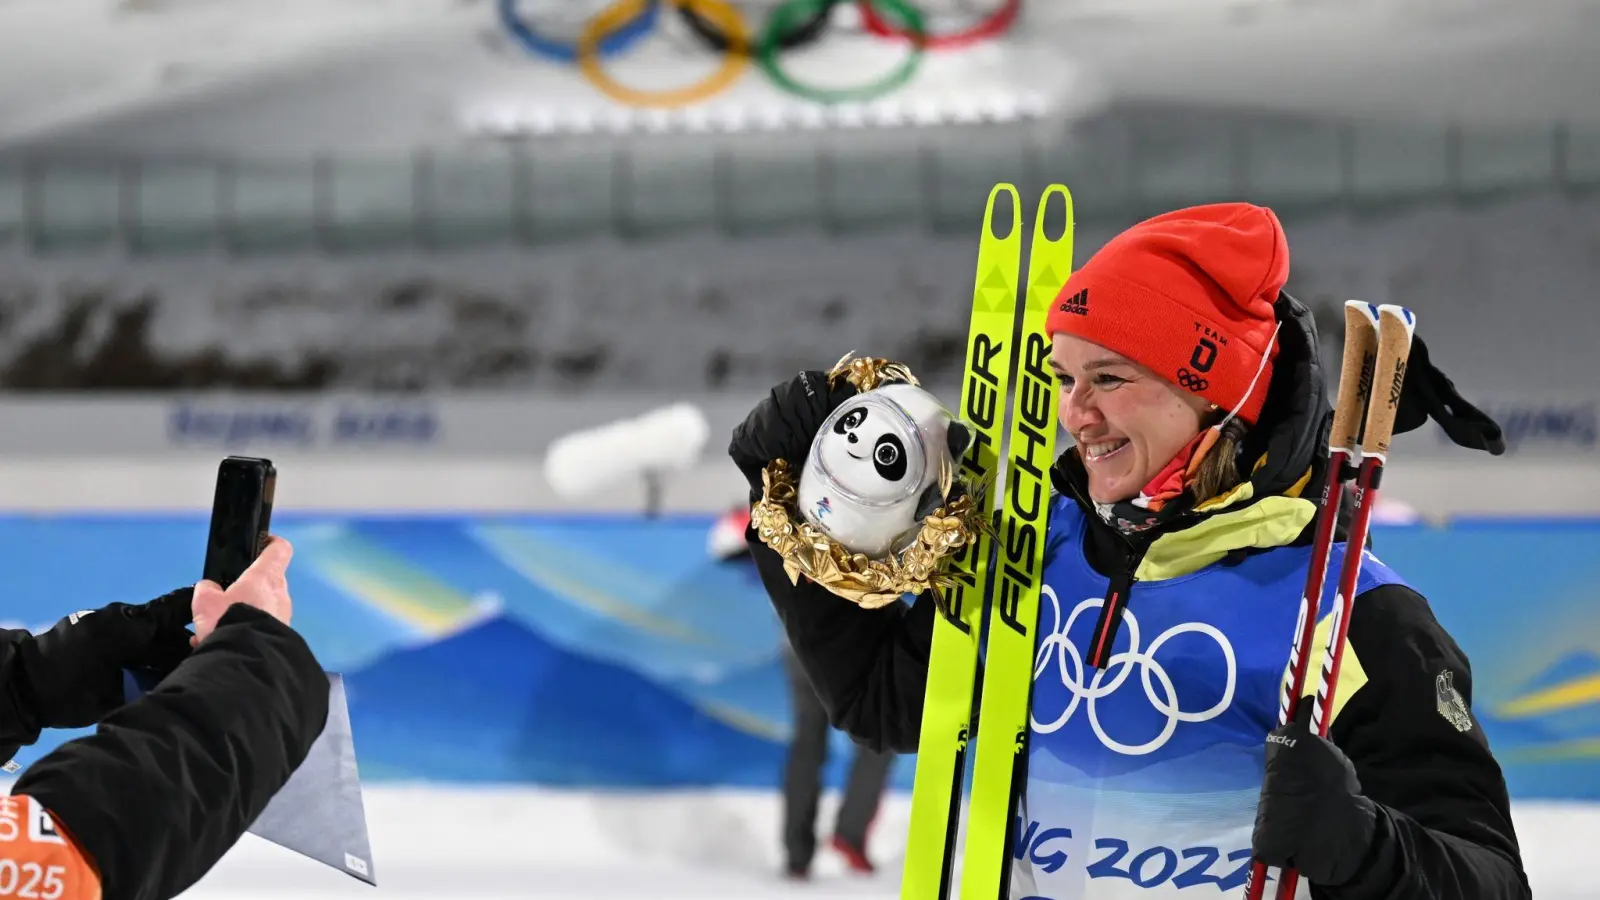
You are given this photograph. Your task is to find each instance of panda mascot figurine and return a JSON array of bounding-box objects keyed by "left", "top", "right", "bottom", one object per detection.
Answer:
[{"left": 796, "top": 380, "right": 972, "bottom": 560}]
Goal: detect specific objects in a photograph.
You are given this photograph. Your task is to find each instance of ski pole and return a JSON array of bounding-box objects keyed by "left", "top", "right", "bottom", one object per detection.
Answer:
[
  {"left": 1272, "top": 304, "right": 1416, "bottom": 900},
  {"left": 1241, "top": 300, "right": 1380, "bottom": 900}
]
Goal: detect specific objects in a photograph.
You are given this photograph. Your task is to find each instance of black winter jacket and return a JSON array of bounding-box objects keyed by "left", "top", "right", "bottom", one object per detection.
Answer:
[{"left": 9, "top": 603, "right": 328, "bottom": 900}]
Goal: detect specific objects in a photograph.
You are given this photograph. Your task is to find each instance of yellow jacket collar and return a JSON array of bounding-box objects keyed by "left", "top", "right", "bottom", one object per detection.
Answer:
[{"left": 1136, "top": 484, "right": 1319, "bottom": 582}]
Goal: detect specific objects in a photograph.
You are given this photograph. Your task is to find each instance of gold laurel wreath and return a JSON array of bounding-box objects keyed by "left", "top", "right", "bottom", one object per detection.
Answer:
[
  {"left": 749, "top": 354, "right": 987, "bottom": 610},
  {"left": 826, "top": 352, "right": 917, "bottom": 392}
]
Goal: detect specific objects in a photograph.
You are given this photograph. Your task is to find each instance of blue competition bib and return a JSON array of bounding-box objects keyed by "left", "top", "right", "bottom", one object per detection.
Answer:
[{"left": 1014, "top": 500, "right": 1404, "bottom": 900}]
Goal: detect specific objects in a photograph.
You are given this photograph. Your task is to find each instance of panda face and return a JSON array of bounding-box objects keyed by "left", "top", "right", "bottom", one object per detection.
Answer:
[
  {"left": 814, "top": 398, "right": 921, "bottom": 504},
  {"left": 833, "top": 406, "right": 908, "bottom": 481}
]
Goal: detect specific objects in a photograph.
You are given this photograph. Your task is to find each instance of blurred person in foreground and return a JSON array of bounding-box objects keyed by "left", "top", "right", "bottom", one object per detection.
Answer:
[
  {"left": 1, "top": 537, "right": 327, "bottom": 900},
  {"left": 709, "top": 508, "right": 895, "bottom": 880},
  {"left": 729, "top": 203, "right": 1528, "bottom": 898}
]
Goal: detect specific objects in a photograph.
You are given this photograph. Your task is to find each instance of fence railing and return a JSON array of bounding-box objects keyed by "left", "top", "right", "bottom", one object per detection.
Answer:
[{"left": 0, "top": 116, "right": 1594, "bottom": 256}]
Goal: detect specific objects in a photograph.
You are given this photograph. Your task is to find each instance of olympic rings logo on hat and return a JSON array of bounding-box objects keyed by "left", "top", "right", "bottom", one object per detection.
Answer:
[
  {"left": 497, "top": 0, "right": 1023, "bottom": 108},
  {"left": 1175, "top": 368, "right": 1210, "bottom": 392},
  {"left": 1031, "top": 587, "right": 1237, "bottom": 756}
]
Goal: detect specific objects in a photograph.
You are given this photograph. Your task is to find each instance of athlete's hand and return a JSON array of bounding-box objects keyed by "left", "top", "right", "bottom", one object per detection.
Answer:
[
  {"left": 190, "top": 537, "right": 294, "bottom": 645},
  {"left": 1251, "top": 703, "right": 1379, "bottom": 887},
  {"left": 729, "top": 370, "right": 858, "bottom": 503}
]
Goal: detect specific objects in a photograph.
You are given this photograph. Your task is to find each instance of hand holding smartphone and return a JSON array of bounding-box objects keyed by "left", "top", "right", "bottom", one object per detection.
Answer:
[
  {"left": 125, "top": 456, "right": 374, "bottom": 884},
  {"left": 193, "top": 457, "right": 291, "bottom": 644},
  {"left": 203, "top": 456, "right": 276, "bottom": 589}
]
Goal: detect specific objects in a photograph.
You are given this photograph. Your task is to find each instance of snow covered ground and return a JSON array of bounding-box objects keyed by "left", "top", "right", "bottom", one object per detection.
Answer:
[{"left": 175, "top": 786, "right": 1596, "bottom": 900}]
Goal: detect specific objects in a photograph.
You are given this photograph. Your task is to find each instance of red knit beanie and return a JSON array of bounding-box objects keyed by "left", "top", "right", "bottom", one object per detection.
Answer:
[{"left": 1045, "top": 202, "right": 1287, "bottom": 425}]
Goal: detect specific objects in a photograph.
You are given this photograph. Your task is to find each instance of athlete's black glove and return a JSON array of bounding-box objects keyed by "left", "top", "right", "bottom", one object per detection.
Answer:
[
  {"left": 2, "top": 587, "right": 196, "bottom": 744},
  {"left": 728, "top": 370, "right": 859, "bottom": 503},
  {"left": 1251, "top": 703, "right": 1380, "bottom": 888}
]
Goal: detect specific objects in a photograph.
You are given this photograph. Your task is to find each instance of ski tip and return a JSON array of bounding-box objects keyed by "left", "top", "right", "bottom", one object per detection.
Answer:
[
  {"left": 986, "top": 182, "right": 1019, "bottom": 202},
  {"left": 1376, "top": 303, "right": 1417, "bottom": 338},
  {"left": 1032, "top": 184, "right": 1075, "bottom": 244},
  {"left": 984, "top": 183, "right": 1022, "bottom": 240},
  {"left": 1037, "top": 183, "right": 1074, "bottom": 207}
]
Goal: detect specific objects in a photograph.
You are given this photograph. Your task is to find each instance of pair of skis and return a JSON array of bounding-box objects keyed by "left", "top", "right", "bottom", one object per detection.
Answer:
[
  {"left": 1241, "top": 301, "right": 1417, "bottom": 900},
  {"left": 899, "top": 183, "right": 1073, "bottom": 900}
]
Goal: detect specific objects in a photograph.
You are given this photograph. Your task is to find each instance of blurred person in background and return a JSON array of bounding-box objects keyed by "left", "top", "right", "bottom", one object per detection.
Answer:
[
  {"left": 709, "top": 508, "right": 896, "bottom": 881},
  {"left": 729, "top": 203, "right": 1527, "bottom": 898},
  {"left": 1, "top": 538, "right": 328, "bottom": 900}
]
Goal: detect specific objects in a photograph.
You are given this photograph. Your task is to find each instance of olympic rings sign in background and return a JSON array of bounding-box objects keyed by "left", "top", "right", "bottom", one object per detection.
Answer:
[{"left": 495, "top": 0, "right": 1024, "bottom": 109}]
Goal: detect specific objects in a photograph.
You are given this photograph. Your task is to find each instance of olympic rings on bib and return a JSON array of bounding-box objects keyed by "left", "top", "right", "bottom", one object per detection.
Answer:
[
  {"left": 498, "top": 0, "right": 661, "bottom": 63},
  {"left": 578, "top": 0, "right": 753, "bottom": 108},
  {"left": 858, "top": 0, "right": 1020, "bottom": 50},
  {"left": 1030, "top": 587, "right": 1237, "bottom": 757}
]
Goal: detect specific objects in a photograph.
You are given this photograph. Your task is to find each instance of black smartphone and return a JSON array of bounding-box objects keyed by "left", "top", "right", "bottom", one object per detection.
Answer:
[{"left": 202, "top": 456, "right": 277, "bottom": 589}]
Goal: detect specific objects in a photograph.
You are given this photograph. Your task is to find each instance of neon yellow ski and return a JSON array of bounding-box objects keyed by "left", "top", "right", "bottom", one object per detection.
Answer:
[
  {"left": 959, "top": 185, "right": 1074, "bottom": 900},
  {"left": 899, "top": 184, "right": 1022, "bottom": 900}
]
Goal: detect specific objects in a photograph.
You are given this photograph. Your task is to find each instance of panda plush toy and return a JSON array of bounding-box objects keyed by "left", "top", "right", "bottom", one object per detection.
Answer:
[{"left": 796, "top": 381, "right": 973, "bottom": 560}]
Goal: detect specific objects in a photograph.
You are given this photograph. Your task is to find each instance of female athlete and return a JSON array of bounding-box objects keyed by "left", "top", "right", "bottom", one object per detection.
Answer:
[{"left": 729, "top": 202, "right": 1529, "bottom": 899}]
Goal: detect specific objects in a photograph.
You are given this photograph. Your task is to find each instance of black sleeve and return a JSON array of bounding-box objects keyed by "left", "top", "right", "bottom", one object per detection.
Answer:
[
  {"left": 0, "top": 628, "right": 46, "bottom": 752},
  {"left": 12, "top": 603, "right": 330, "bottom": 900},
  {"left": 748, "top": 525, "right": 936, "bottom": 754},
  {"left": 0, "top": 589, "right": 195, "bottom": 761},
  {"left": 1322, "top": 583, "right": 1531, "bottom": 900}
]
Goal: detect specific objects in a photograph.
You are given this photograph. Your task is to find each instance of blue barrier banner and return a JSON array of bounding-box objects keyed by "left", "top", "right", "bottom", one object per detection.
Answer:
[{"left": 0, "top": 514, "right": 1594, "bottom": 799}]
